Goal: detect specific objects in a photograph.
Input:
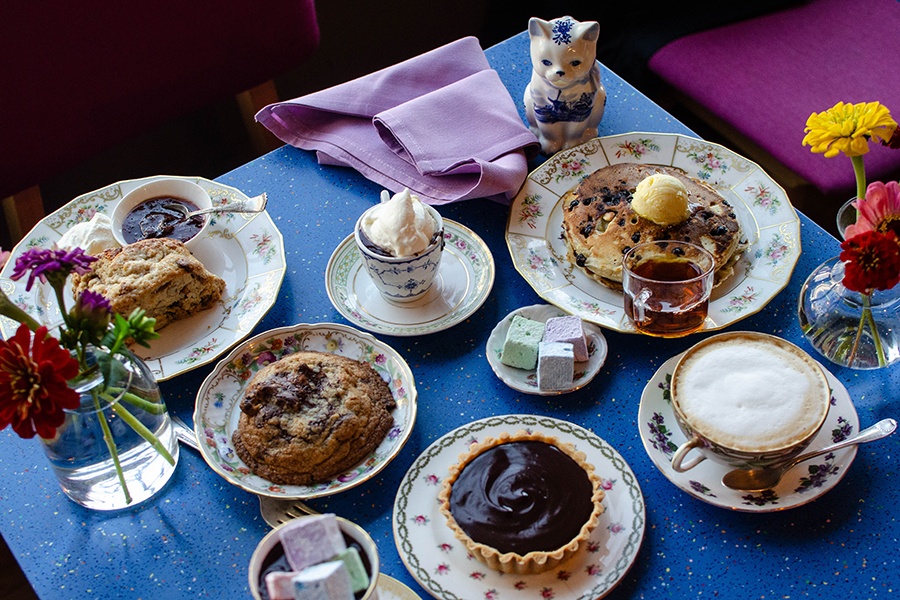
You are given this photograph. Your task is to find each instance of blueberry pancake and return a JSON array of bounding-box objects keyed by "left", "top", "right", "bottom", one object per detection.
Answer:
[
  {"left": 561, "top": 163, "right": 745, "bottom": 287},
  {"left": 232, "top": 351, "right": 396, "bottom": 486}
]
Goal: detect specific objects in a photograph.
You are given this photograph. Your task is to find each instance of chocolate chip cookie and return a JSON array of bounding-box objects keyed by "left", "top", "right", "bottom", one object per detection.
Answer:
[{"left": 232, "top": 351, "right": 396, "bottom": 485}]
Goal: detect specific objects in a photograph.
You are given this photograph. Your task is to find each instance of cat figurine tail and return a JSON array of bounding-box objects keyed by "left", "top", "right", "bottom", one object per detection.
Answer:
[{"left": 524, "top": 16, "right": 607, "bottom": 155}]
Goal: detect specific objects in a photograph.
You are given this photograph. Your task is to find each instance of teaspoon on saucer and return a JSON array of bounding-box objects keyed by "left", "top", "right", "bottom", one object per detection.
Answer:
[{"left": 721, "top": 417, "right": 897, "bottom": 492}]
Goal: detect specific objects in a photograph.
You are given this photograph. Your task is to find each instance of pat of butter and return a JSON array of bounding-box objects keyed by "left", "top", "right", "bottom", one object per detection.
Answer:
[{"left": 632, "top": 174, "right": 690, "bottom": 226}]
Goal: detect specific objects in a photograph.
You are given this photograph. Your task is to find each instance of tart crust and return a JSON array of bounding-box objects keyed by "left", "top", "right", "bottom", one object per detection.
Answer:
[{"left": 438, "top": 430, "right": 605, "bottom": 574}]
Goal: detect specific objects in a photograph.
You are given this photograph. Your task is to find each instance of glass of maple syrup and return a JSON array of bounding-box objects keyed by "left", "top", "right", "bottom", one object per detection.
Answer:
[{"left": 622, "top": 241, "right": 715, "bottom": 337}]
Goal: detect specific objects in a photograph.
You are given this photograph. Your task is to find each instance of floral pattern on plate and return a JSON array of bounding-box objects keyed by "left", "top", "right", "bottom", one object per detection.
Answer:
[
  {"left": 485, "top": 304, "right": 608, "bottom": 395},
  {"left": 506, "top": 132, "right": 802, "bottom": 333},
  {"left": 325, "top": 219, "right": 494, "bottom": 337},
  {"left": 0, "top": 175, "right": 285, "bottom": 381},
  {"left": 392, "top": 414, "right": 644, "bottom": 600},
  {"left": 194, "top": 323, "right": 417, "bottom": 499},
  {"left": 638, "top": 351, "right": 859, "bottom": 512}
]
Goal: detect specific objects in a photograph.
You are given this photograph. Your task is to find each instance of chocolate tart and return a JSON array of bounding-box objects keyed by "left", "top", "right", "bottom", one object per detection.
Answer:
[{"left": 438, "top": 430, "right": 604, "bottom": 574}]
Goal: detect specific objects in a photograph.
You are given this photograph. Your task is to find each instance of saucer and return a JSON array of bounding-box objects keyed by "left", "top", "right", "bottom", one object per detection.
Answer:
[
  {"left": 486, "top": 304, "right": 608, "bottom": 395},
  {"left": 326, "top": 219, "right": 494, "bottom": 336},
  {"left": 393, "top": 414, "right": 645, "bottom": 600},
  {"left": 638, "top": 352, "right": 860, "bottom": 512},
  {"left": 377, "top": 574, "right": 422, "bottom": 600}
]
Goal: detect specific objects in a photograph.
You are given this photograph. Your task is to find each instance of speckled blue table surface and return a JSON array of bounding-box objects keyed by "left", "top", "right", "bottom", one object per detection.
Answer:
[{"left": 1, "top": 31, "right": 897, "bottom": 599}]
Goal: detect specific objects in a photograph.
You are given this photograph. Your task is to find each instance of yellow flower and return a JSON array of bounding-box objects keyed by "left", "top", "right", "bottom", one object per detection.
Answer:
[{"left": 802, "top": 101, "right": 897, "bottom": 158}]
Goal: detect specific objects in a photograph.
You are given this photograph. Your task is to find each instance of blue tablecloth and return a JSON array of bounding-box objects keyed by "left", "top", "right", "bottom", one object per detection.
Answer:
[{"left": 1, "top": 31, "right": 897, "bottom": 599}]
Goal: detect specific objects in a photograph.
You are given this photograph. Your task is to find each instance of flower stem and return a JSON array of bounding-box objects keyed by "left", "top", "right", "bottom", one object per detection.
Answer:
[
  {"left": 864, "top": 294, "right": 887, "bottom": 367},
  {"left": 92, "top": 391, "right": 132, "bottom": 505},
  {"left": 0, "top": 289, "right": 42, "bottom": 331},
  {"left": 110, "top": 403, "right": 176, "bottom": 466},
  {"left": 851, "top": 155, "right": 866, "bottom": 219},
  {"left": 103, "top": 388, "right": 168, "bottom": 415}
]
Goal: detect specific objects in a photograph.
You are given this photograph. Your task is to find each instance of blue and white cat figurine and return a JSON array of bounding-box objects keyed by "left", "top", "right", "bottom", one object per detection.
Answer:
[{"left": 524, "top": 16, "right": 606, "bottom": 155}]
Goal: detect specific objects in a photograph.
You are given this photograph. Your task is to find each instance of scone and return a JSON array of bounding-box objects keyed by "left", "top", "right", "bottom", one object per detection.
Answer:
[
  {"left": 561, "top": 163, "right": 745, "bottom": 287},
  {"left": 438, "top": 430, "right": 604, "bottom": 574},
  {"left": 71, "top": 237, "right": 225, "bottom": 329},
  {"left": 232, "top": 351, "right": 396, "bottom": 486}
]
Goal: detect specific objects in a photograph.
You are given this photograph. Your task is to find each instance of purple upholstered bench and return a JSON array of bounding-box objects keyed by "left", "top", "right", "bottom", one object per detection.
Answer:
[{"left": 647, "top": 0, "right": 900, "bottom": 230}]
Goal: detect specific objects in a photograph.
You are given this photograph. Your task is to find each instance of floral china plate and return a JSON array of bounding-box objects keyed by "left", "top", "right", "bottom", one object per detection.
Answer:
[
  {"left": 326, "top": 219, "right": 494, "bottom": 336},
  {"left": 639, "top": 352, "right": 859, "bottom": 512},
  {"left": 506, "top": 132, "right": 802, "bottom": 333},
  {"left": 486, "top": 304, "right": 608, "bottom": 395},
  {"left": 393, "top": 414, "right": 645, "bottom": 600},
  {"left": 0, "top": 175, "right": 285, "bottom": 381},
  {"left": 194, "top": 322, "right": 417, "bottom": 499}
]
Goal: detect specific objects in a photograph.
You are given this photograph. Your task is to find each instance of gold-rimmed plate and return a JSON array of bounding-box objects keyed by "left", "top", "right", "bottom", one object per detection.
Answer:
[
  {"left": 506, "top": 132, "right": 801, "bottom": 333},
  {"left": 193, "top": 322, "right": 417, "bottom": 499},
  {"left": 0, "top": 175, "right": 285, "bottom": 381}
]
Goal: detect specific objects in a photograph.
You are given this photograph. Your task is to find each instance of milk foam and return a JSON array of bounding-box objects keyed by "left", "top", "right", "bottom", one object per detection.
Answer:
[{"left": 673, "top": 336, "right": 828, "bottom": 451}]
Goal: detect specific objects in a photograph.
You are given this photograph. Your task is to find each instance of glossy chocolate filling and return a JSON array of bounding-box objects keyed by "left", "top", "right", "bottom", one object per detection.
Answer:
[{"left": 449, "top": 441, "right": 594, "bottom": 555}]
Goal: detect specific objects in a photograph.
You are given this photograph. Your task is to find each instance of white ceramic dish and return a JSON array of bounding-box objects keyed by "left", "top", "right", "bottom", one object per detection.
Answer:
[
  {"left": 248, "top": 515, "right": 380, "bottom": 600},
  {"left": 110, "top": 177, "right": 212, "bottom": 250},
  {"left": 377, "top": 575, "right": 423, "bottom": 600},
  {"left": 326, "top": 219, "right": 494, "bottom": 336},
  {"left": 193, "top": 322, "right": 417, "bottom": 499},
  {"left": 0, "top": 175, "right": 284, "bottom": 381},
  {"left": 486, "top": 304, "right": 608, "bottom": 395},
  {"left": 393, "top": 414, "right": 645, "bottom": 600},
  {"left": 506, "top": 132, "right": 802, "bottom": 333},
  {"left": 638, "top": 351, "right": 859, "bottom": 512}
]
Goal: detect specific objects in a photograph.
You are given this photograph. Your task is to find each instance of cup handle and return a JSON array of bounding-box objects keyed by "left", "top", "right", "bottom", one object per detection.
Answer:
[
  {"left": 671, "top": 436, "right": 706, "bottom": 472},
  {"left": 633, "top": 289, "right": 651, "bottom": 323}
]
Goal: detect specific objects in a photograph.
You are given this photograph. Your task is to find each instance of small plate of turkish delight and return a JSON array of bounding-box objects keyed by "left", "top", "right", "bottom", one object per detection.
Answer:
[{"left": 486, "top": 304, "right": 608, "bottom": 395}]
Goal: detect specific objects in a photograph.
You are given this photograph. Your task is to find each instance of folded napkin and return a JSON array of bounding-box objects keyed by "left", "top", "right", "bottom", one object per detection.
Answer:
[{"left": 256, "top": 36, "right": 539, "bottom": 204}]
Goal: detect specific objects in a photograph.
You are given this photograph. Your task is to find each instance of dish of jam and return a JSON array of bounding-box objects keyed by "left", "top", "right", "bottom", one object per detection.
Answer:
[{"left": 121, "top": 196, "right": 205, "bottom": 243}]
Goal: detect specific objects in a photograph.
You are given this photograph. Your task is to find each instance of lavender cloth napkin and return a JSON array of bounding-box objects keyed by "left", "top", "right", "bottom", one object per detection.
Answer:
[{"left": 255, "top": 37, "right": 539, "bottom": 204}]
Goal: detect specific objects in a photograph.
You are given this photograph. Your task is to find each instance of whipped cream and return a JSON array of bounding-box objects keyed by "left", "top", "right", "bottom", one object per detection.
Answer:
[
  {"left": 57, "top": 213, "right": 120, "bottom": 256},
  {"left": 360, "top": 189, "right": 437, "bottom": 257},
  {"left": 632, "top": 174, "right": 691, "bottom": 226}
]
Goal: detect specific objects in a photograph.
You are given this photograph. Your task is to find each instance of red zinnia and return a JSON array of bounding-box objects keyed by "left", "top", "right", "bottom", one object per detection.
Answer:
[
  {"left": 0, "top": 324, "right": 80, "bottom": 439},
  {"left": 839, "top": 230, "right": 900, "bottom": 294}
]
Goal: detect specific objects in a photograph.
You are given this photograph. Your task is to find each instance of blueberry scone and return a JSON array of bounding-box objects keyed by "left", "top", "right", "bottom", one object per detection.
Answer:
[{"left": 70, "top": 237, "right": 225, "bottom": 329}]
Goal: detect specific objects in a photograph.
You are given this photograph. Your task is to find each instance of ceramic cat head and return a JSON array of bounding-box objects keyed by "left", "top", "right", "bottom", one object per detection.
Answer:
[{"left": 524, "top": 16, "right": 606, "bottom": 154}]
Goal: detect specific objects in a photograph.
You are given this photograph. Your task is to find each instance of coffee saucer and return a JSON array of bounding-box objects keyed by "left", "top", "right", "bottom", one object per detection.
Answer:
[
  {"left": 638, "top": 352, "right": 859, "bottom": 512},
  {"left": 486, "top": 304, "right": 608, "bottom": 395},
  {"left": 325, "top": 219, "right": 494, "bottom": 336}
]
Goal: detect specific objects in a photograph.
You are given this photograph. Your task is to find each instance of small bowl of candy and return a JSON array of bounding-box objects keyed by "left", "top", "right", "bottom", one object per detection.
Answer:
[
  {"left": 249, "top": 513, "right": 380, "bottom": 600},
  {"left": 486, "top": 304, "right": 608, "bottom": 396},
  {"left": 111, "top": 177, "right": 212, "bottom": 250}
]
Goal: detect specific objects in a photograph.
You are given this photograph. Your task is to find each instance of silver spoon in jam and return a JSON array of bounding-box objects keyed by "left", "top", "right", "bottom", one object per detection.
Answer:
[
  {"left": 164, "top": 192, "right": 268, "bottom": 219},
  {"left": 721, "top": 418, "right": 896, "bottom": 492}
]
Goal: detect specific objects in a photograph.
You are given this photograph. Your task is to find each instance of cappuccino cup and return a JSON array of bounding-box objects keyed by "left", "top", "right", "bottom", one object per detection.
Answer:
[{"left": 670, "top": 331, "right": 830, "bottom": 473}]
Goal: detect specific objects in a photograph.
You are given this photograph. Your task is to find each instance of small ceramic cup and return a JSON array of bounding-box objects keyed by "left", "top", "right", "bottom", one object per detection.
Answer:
[
  {"left": 669, "top": 331, "right": 831, "bottom": 473},
  {"left": 111, "top": 177, "right": 212, "bottom": 250},
  {"left": 622, "top": 240, "right": 715, "bottom": 338},
  {"left": 248, "top": 515, "right": 380, "bottom": 600},
  {"left": 353, "top": 203, "right": 444, "bottom": 303}
]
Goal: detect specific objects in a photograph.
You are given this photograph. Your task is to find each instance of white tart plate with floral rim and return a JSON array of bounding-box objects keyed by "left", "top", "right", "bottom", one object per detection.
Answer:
[
  {"left": 393, "top": 414, "right": 645, "bottom": 600},
  {"left": 506, "top": 132, "right": 801, "bottom": 333},
  {"left": 639, "top": 350, "right": 859, "bottom": 512},
  {"left": 193, "top": 322, "right": 417, "bottom": 499},
  {"left": 0, "top": 175, "right": 285, "bottom": 381},
  {"left": 486, "top": 304, "right": 608, "bottom": 395},
  {"left": 325, "top": 219, "right": 494, "bottom": 336}
]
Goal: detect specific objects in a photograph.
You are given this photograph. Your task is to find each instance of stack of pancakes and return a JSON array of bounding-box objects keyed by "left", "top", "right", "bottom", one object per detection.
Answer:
[{"left": 561, "top": 163, "right": 745, "bottom": 287}]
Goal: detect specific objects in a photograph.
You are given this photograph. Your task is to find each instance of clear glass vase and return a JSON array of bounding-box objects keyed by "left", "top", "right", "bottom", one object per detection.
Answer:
[
  {"left": 798, "top": 256, "right": 900, "bottom": 370},
  {"left": 39, "top": 348, "right": 179, "bottom": 510},
  {"left": 835, "top": 197, "right": 857, "bottom": 240}
]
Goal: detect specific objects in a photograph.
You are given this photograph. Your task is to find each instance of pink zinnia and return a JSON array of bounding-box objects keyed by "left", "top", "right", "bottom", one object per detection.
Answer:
[{"left": 845, "top": 181, "right": 900, "bottom": 239}]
